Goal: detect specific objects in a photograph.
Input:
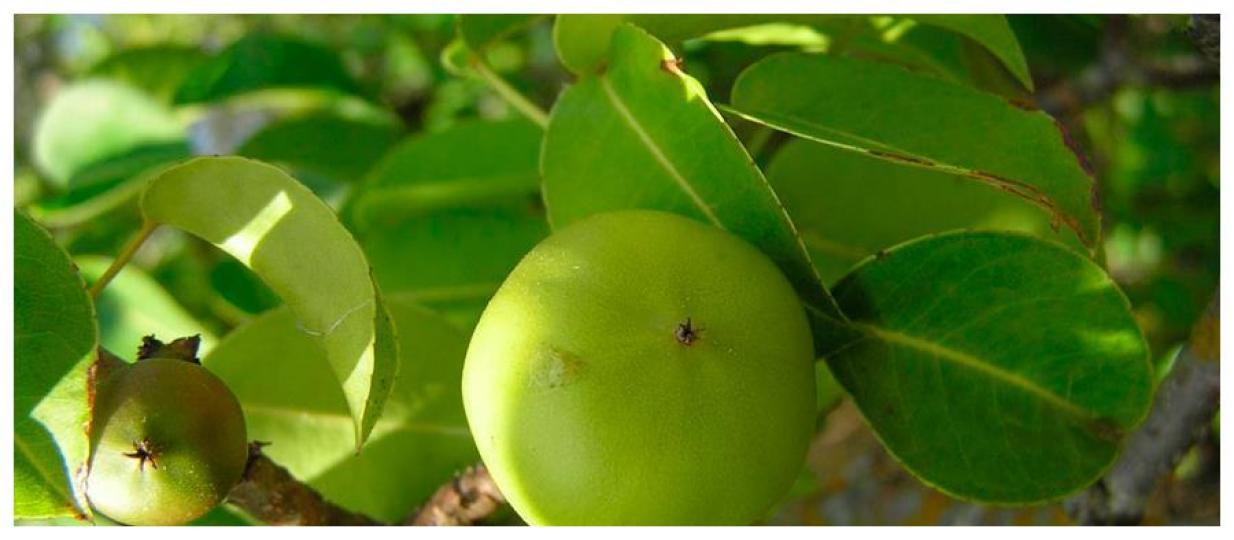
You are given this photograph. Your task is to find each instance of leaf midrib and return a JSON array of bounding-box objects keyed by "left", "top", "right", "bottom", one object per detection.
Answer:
[
  {"left": 851, "top": 322, "right": 1096, "bottom": 423},
  {"left": 598, "top": 76, "right": 725, "bottom": 228}
]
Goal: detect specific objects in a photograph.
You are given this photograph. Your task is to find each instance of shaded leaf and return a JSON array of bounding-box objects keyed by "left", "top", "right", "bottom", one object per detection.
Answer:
[
  {"left": 768, "top": 139, "right": 1080, "bottom": 283},
  {"left": 175, "top": 34, "right": 364, "bottom": 104},
  {"left": 140, "top": 157, "right": 396, "bottom": 447},
  {"left": 729, "top": 53, "right": 1099, "bottom": 250},
  {"left": 542, "top": 24, "right": 847, "bottom": 350},
  {"left": 827, "top": 231, "right": 1152, "bottom": 503},
  {"left": 87, "top": 45, "right": 209, "bottom": 103},
  {"left": 76, "top": 256, "right": 217, "bottom": 359},
  {"left": 14, "top": 211, "right": 98, "bottom": 519},
  {"left": 204, "top": 299, "right": 476, "bottom": 524},
  {"left": 458, "top": 14, "right": 547, "bottom": 51},
  {"left": 346, "top": 119, "right": 548, "bottom": 328},
  {"left": 33, "top": 79, "right": 187, "bottom": 189},
  {"left": 237, "top": 112, "right": 402, "bottom": 184},
  {"left": 908, "top": 15, "right": 1033, "bottom": 90}
]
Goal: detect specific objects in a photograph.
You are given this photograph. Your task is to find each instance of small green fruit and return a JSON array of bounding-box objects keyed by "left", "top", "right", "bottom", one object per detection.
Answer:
[
  {"left": 463, "top": 210, "right": 816, "bottom": 525},
  {"left": 87, "top": 357, "right": 248, "bottom": 525}
]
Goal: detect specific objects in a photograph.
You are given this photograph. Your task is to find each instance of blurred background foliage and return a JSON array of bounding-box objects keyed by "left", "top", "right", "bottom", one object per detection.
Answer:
[{"left": 13, "top": 14, "right": 1218, "bottom": 525}]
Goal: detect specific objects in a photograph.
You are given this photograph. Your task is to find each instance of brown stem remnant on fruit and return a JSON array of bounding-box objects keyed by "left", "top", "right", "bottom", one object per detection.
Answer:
[
  {"left": 1066, "top": 293, "right": 1220, "bottom": 524},
  {"left": 675, "top": 318, "right": 702, "bottom": 346},
  {"left": 407, "top": 465, "right": 506, "bottom": 525},
  {"left": 227, "top": 442, "right": 381, "bottom": 525}
]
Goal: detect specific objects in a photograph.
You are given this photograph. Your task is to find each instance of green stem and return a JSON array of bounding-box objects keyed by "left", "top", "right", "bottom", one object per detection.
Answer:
[
  {"left": 89, "top": 220, "right": 158, "bottom": 299},
  {"left": 471, "top": 57, "right": 550, "bottom": 128}
]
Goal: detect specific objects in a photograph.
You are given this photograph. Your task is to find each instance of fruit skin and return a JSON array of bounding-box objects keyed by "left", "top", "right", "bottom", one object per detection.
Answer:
[
  {"left": 87, "top": 357, "right": 248, "bottom": 525},
  {"left": 463, "top": 209, "right": 816, "bottom": 525}
]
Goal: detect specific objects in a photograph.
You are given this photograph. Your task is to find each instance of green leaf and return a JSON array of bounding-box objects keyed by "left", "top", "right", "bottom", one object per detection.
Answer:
[
  {"left": 76, "top": 256, "right": 217, "bottom": 359},
  {"left": 768, "top": 139, "right": 1081, "bottom": 284},
  {"left": 542, "top": 24, "right": 847, "bottom": 350},
  {"left": 14, "top": 211, "right": 99, "bottom": 519},
  {"left": 554, "top": 14, "right": 1029, "bottom": 87},
  {"left": 345, "top": 119, "right": 548, "bottom": 328},
  {"left": 87, "top": 45, "right": 209, "bottom": 103},
  {"left": 826, "top": 231, "right": 1152, "bottom": 503},
  {"left": 458, "top": 14, "right": 547, "bottom": 51},
  {"left": 237, "top": 112, "right": 402, "bottom": 184},
  {"left": 729, "top": 53, "right": 1100, "bottom": 250},
  {"left": 174, "top": 34, "right": 364, "bottom": 104},
  {"left": 909, "top": 15, "right": 1033, "bottom": 90},
  {"left": 204, "top": 299, "right": 476, "bottom": 524},
  {"left": 140, "top": 156, "right": 396, "bottom": 448},
  {"left": 33, "top": 79, "right": 188, "bottom": 189},
  {"left": 553, "top": 14, "right": 797, "bottom": 74}
]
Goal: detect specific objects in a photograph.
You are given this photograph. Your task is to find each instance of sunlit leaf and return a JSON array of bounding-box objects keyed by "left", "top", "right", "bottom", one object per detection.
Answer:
[
  {"left": 554, "top": 14, "right": 1030, "bottom": 87},
  {"left": 140, "top": 156, "right": 396, "bottom": 447},
  {"left": 827, "top": 231, "right": 1152, "bottom": 502},
  {"left": 729, "top": 53, "right": 1100, "bottom": 250},
  {"left": 542, "top": 24, "right": 847, "bottom": 351},
  {"left": 76, "top": 256, "right": 217, "bottom": 359},
  {"left": 204, "top": 299, "right": 476, "bottom": 523},
  {"left": 33, "top": 79, "right": 188, "bottom": 189},
  {"left": 14, "top": 211, "right": 98, "bottom": 519},
  {"left": 767, "top": 139, "right": 1080, "bottom": 283}
]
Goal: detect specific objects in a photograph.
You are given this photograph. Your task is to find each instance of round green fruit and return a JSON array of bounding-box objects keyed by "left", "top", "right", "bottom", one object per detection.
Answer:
[
  {"left": 463, "top": 209, "right": 816, "bottom": 525},
  {"left": 87, "top": 357, "right": 248, "bottom": 525}
]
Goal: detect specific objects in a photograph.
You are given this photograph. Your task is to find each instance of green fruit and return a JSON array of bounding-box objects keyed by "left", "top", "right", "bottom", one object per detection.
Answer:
[
  {"left": 87, "top": 358, "right": 248, "bottom": 525},
  {"left": 463, "top": 210, "right": 816, "bottom": 525}
]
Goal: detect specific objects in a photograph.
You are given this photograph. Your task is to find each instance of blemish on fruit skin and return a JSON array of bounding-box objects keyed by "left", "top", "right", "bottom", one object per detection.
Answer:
[{"left": 536, "top": 347, "right": 584, "bottom": 389}]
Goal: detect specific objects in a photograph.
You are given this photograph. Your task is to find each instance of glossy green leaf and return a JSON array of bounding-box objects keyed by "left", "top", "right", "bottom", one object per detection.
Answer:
[
  {"left": 554, "top": 14, "right": 1029, "bottom": 86},
  {"left": 346, "top": 119, "right": 548, "bottom": 328},
  {"left": 768, "top": 139, "right": 1080, "bottom": 284},
  {"left": 907, "top": 15, "right": 1032, "bottom": 90},
  {"left": 174, "top": 34, "right": 364, "bottom": 104},
  {"left": 76, "top": 256, "right": 217, "bottom": 359},
  {"left": 87, "top": 45, "right": 209, "bottom": 103},
  {"left": 204, "top": 299, "right": 476, "bottom": 523},
  {"left": 14, "top": 211, "right": 98, "bottom": 519},
  {"left": 542, "top": 24, "right": 847, "bottom": 350},
  {"left": 458, "top": 14, "right": 547, "bottom": 50},
  {"left": 729, "top": 53, "right": 1099, "bottom": 250},
  {"left": 237, "top": 112, "right": 402, "bottom": 184},
  {"left": 33, "top": 79, "right": 188, "bottom": 189},
  {"left": 140, "top": 156, "right": 396, "bottom": 447},
  {"left": 827, "top": 231, "right": 1152, "bottom": 503}
]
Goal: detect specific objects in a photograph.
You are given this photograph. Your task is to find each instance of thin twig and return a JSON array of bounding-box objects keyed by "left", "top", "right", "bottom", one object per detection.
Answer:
[
  {"left": 88, "top": 220, "right": 158, "bottom": 299},
  {"left": 1065, "top": 294, "right": 1220, "bottom": 524},
  {"left": 471, "top": 57, "right": 550, "bottom": 128},
  {"left": 406, "top": 464, "right": 506, "bottom": 525},
  {"left": 227, "top": 443, "right": 381, "bottom": 525}
]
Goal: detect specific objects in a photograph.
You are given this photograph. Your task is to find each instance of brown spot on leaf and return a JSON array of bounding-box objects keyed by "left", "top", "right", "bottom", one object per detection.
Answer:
[
  {"left": 867, "top": 149, "right": 935, "bottom": 167},
  {"left": 1006, "top": 97, "right": 1040, "bottom": 111},
  {"left": 661, "top": 58, "right": 684, "bottom": 76}
]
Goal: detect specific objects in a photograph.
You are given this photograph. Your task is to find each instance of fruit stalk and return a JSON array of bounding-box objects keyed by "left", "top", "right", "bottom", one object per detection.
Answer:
[{"left": 406, "top": 465, "right": 505, "bottom": 525}]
